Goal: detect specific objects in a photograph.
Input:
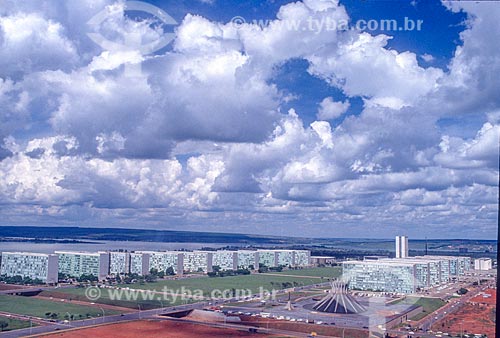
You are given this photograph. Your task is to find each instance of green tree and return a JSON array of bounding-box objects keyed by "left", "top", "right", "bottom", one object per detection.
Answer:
[
  {"left": 0, "top": 321, "right": 8, "bottom": 332},
  {"left": 145, "top": 274, "right": 157, "bottom": 283},
  {"left": 77, "top": 274, "right": 97, "bottom": 282}
]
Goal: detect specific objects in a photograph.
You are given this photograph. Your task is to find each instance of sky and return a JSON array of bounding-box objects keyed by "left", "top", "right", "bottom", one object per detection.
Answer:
[{"left": 0, "top": 0, "right": 498, "bottom": 239}]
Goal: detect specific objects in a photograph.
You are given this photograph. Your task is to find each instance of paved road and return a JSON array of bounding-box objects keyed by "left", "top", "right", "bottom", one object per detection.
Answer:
[
  {"left": 418, "top": 285, "right": 481, "bottom": 332},
  {"left": 0, "top": 282, "right": 331, "bottom": 338},
  {"left": 0, "top": 303, "right": 205, "bottom": 338},
  {"left": 387, "top": 284, "right": 493, "bottom": 338},
  {"left": 0, "top": 311, "right": 51, "bottom": 326}
]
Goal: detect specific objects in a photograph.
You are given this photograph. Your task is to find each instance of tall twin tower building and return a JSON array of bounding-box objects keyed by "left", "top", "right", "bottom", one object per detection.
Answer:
[{"left": 395, "top": 235, "right": 409, "bottom": 258}]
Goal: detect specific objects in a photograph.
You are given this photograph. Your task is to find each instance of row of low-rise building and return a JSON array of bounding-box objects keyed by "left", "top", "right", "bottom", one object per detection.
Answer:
[
  {"left": 110, "top": 249, "right": 310, "bottom": 275},
  {"left": 342, "top": 255, "right": 472, "bottom": 294},
  {"left": 0, "top": 249, "right": 311, "bottom": 283}
]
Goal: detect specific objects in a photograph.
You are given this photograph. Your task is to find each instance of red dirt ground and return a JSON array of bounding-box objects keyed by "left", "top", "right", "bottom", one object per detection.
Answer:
[
  {"left": 41, "top": 319, "right": 284, "bottom": 338},
  {"left": 240, "top": 315, "right": 369, "bottom": 338},
  {"left": 431, "top": 290, "right": 496, "bottom": 337},
  {"left": 469, "top": 288, "right": 496, "bottom": 306}
]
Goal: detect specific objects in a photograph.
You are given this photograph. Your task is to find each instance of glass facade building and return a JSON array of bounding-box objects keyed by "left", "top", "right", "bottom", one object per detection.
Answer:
[
  {"left": 183, "top": 251, "right": 213, "bottom": 273},
  {"left": 343, "top": 255, "right": 472, "bottom": 294},
  {"left": 55, "top": 251, "right": 109, "bottom": 280},
  {"left": 257, "top": 250, "right": 277, "bottom": 267},
  {"left": 109, "top": 252, "right": 130, "bottom": 275},
  {"left": 236, "top": 250, "right": 258, "bottom": 269},
  {"left": 138, "top": 251, "right": 183, "bottom": 274},
  {"left": 130, "top": 252, "right": 150, "bottom": 275},
  {"left": 0, "top": 252, "right": 58, "bottom": 283},
  {"left": 212, "top": 251, "right": 237, "bottom": 271},
  {"left": 343, "top": 260, "right": 417, "bottom": 294}
]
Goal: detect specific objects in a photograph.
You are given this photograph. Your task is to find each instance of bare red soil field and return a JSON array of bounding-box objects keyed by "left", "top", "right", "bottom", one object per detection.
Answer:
[
  {"left": 240, "top": 315, "right": 369, "bottom": 338},
  {"left": 431, "top": 290, "right": 496, "bottom": 337},
  {"left": 42, "top": 319, "right": 284, "bottom": 338},
  {"left": 469, "top": 288, "right": 496, "bottom": 306}
]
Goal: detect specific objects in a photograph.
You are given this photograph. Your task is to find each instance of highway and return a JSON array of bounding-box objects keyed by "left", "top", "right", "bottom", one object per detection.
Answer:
[
  {"left": 0, "top": 303, "right": 205, "bottom": 338},
  {"left": 0, "top": 282, "right": 332, "bottom": 337},
  {"left": 0, "top": 278, "right": 494, "bottom": 337}
]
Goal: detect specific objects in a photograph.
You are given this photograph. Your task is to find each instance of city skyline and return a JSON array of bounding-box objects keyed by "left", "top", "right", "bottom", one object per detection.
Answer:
[{"left": 0, "top": 0, "right": 498, "bottom": 239}]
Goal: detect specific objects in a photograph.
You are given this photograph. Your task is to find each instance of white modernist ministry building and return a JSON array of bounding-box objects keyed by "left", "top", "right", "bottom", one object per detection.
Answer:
[
  {"left": 0, "top": 252, "right": 58, "bottom": 284},
  {"left": 109, "top": 252, "right": 130, "bottom": 275},
  {"left": 183, "top": 251, "right": 213, "bottom": 273},
  {"left": 236, "top": 250, "right": 259, "bottom": 269},
  {"left": 129, "top": 252, "right": 150, "bottom": 275},
  {"left": 0, "top": 248, "right": 311, "bottom": 283},
  {"left": 212, "top": 251, "right": 238, "bottom": 271},
  {"left": 343, "top": 256, "right": 471, "bottom": 294},
  {"left": 342, "top": 236, "right": 472, "bottom": 294},
  {"left": 342, "top": 236, "right": 471, "bottom": 293},
  {"left": 55, "top": 251, "right": 110, "bottom": 280},
  {"left": 257, "top": 249, "right": 311, "bottom": 268},
  {"left": 137, "top": 251, "right": 184, "bottom": 274}
]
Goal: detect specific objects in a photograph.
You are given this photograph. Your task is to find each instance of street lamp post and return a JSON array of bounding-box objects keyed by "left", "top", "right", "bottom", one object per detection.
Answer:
[
  {"left": 99, "top": 307, "right": 105, "bottom": 323},
  {"left": 158, "top": 299, "right": 164, "bottom": 315}
]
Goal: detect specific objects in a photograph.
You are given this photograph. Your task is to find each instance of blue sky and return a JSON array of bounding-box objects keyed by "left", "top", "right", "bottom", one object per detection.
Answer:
[{"left": 0, "top": 0, "right": 498, "bottom": 239}]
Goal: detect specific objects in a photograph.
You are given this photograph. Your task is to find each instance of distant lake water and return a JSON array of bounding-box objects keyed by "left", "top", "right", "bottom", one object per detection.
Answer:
[{"left": 0, "top": 241, "right": 245, "bottom": 254}]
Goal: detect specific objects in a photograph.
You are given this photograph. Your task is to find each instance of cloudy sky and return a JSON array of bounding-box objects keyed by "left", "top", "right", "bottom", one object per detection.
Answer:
[{"left": 0, "top": 0, "right": 498, "bottom": 239}]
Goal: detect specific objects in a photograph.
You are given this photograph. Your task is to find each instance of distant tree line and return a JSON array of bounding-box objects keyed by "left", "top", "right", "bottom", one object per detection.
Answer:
[
  {"left": 0, "top": 320, "right": 9, "bottom": 331},
  {"left": 207, "top": 266, "right": 251, "bottom": 278},
  {"left": 258, "top": 264, "right": 284, "bottom": 273},
  {"left": 0, "top": 274, "right": 44, "bottom": 285}
]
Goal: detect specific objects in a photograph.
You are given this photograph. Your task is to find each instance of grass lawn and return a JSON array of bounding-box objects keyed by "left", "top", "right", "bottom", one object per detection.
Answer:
[
  {"left": 0, "top": 295, "right": 122, "bottom": 320},
  {"left": 269, "top": 267, "right": 342, "bottom": 278},
  {"left": 41, "top": 288, "right": 191, "bottom": 310},
  {"left": 395, "top": 296, "right": 446, "bottom": 321},
  {"left": 0, "top": 315, "right": 37, "bottom": 331},
  {"left": 115, "top": 273, "right": 324, "bottom": 294},
  {"left": 40, "top": 273, "right": 327, "bottom": 310}
]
